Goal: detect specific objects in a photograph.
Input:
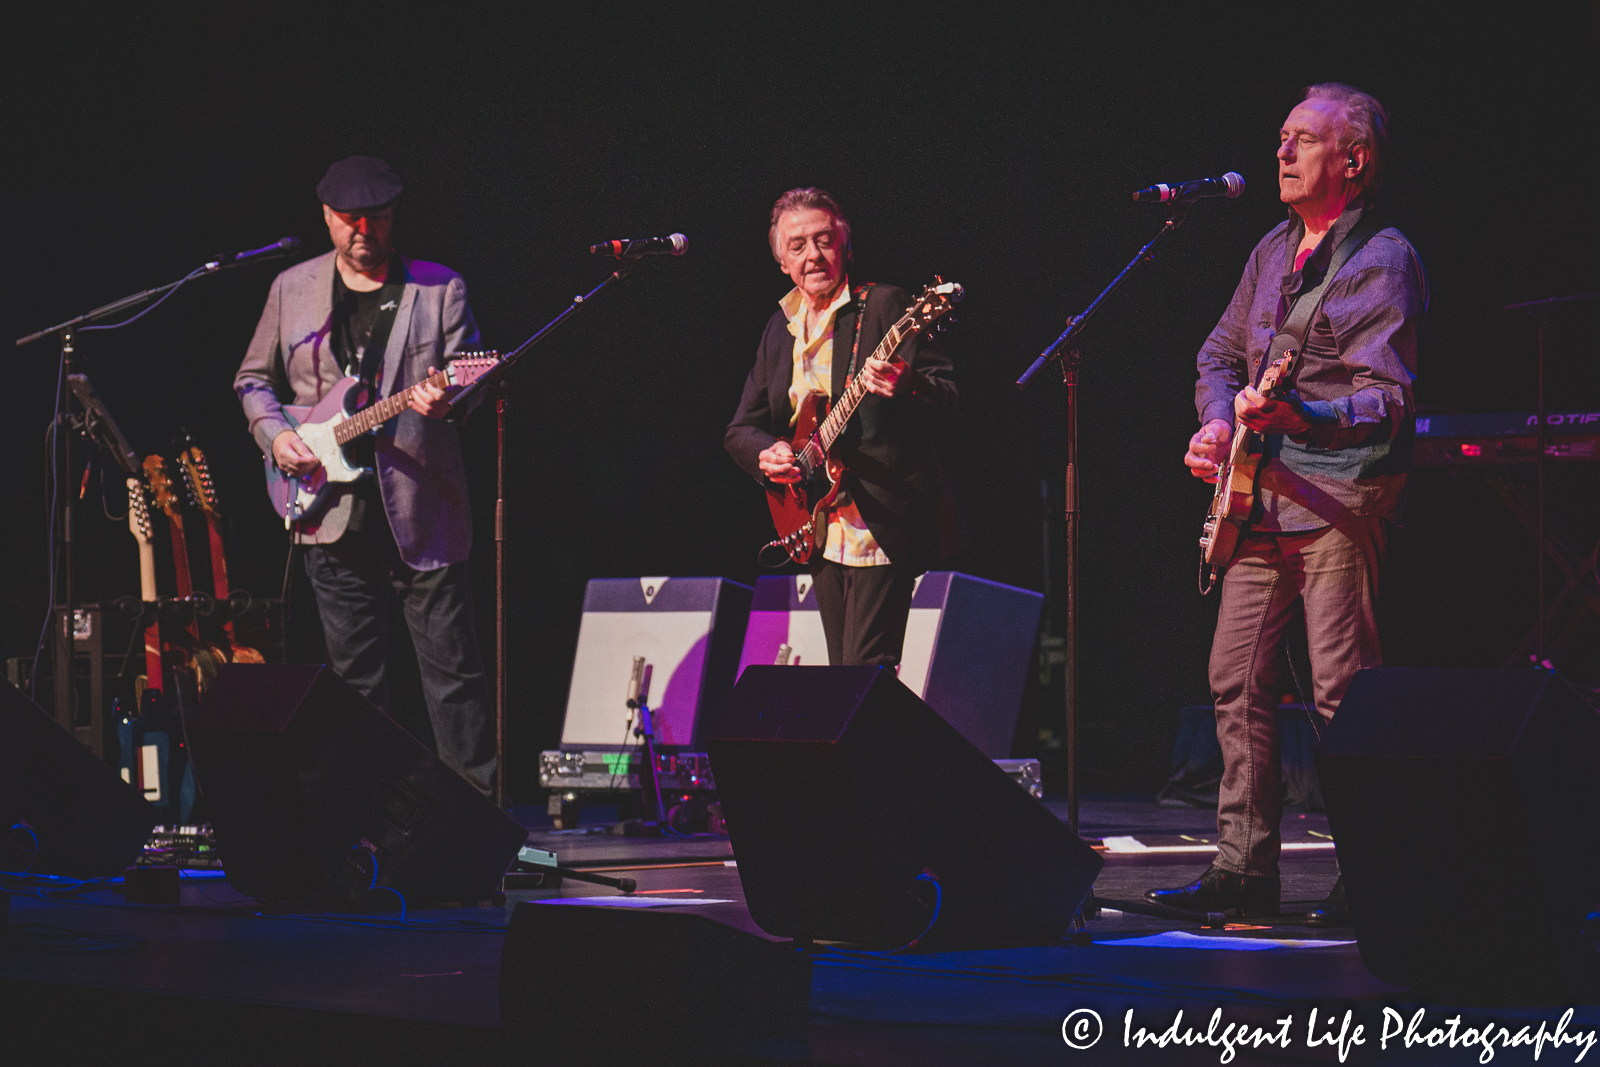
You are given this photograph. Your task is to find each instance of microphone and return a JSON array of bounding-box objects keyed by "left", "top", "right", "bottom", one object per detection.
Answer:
[
  {"left": 1132, "top": 172, "right": 1245, "bottom": 203},
  {"left": 207, "top": 237, "right": 303, "bottom": 270},
  {"left": 589, "top": 234, "right": 687, "bottom": 259}
]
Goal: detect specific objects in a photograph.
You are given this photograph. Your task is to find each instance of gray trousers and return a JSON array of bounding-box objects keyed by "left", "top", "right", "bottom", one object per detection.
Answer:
[
  {"left": 1209, "top": 515, "right": 1387, "bottom": 876},
  {"left": 304, "top": 520, "right": 496, "bottom": 797}
]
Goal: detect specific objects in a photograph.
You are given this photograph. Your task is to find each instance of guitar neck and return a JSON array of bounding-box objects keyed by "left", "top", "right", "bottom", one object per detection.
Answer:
[
  {"left": 333, "top": 369, "right": 449, "bottom": 445},
  {"left": 812, "top": 323, "right": 906, "bottom": 455}
]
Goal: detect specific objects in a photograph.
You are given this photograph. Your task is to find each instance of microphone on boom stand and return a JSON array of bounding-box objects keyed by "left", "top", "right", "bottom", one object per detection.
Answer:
[
  {"left": 1132, "top": 172, "right": 1245, "bottom": 203},
  {"left": 589, "top": 234, "right": 688, "bottom": 259}
]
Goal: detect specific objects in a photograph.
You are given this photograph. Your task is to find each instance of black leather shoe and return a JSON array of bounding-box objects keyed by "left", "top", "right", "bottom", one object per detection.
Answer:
[
  {"left": 1144, "top": 865, "right": 1280, "bottom": 917},
  {"left": 1303, "top": 876, "right": 1349, "bottom": 926}
]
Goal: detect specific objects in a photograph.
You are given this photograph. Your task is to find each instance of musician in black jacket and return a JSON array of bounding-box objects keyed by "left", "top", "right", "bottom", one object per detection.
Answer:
[{"left": 725, "top": 187, "right": 965, "bottom": 667}]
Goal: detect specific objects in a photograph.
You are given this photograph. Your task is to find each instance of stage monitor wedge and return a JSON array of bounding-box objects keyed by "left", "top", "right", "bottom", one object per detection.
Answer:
[
  {"left": 188, "top": 664, "right": 528, "bottom": 904},
  {"left": 1319, "top": 667, "right": 1600, "bottom": 997},
  {"left": 0, "top": 678, "right": 158, "bottom": 878},
  {"left": 705, "top": 665, "right": 1101, "bottom": 949}
]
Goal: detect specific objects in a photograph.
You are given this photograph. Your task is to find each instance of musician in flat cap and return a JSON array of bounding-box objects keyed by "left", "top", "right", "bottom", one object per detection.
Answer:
[{"left": 234, "top": 155, "right": 496, "bottom": 796}]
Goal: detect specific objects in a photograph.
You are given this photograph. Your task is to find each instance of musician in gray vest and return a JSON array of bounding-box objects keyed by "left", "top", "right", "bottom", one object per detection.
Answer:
[
  {"left": 1147, "top": 85, "right": 1428, "bottom": 920},
  {"left": 234, "top": 155, "right": 495, "bottom": 796}
]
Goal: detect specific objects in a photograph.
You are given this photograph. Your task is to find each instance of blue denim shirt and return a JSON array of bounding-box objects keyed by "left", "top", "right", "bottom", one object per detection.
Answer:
[{"left": 1194, "top": 203, "right": 1428, "bottom": 531}]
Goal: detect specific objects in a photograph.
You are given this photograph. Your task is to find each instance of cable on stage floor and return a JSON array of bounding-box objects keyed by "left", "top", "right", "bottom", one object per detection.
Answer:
[{"left": 7, "top": 922, "right": 146, "bottom": 953}]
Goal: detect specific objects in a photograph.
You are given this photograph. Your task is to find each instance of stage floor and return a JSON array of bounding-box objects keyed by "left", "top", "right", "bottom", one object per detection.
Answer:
[{"left": 2, "top": 795, "right": 1594, "bottom": 1065}]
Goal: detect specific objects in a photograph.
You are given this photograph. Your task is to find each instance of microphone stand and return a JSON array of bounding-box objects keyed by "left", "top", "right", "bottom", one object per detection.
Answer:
[
  {"left": 445, "top": 253, "right": 654, "bottom": 812},
  {"left": 1014, "top": 199, "right": 1197, "bottom": 929},
  {"left": 14, "top": 249, "right": 298, "bottom": 726}
]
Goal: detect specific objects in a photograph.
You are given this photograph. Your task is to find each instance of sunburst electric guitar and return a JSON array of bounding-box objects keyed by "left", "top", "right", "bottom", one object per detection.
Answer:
[
  {"left": 126, "top": 477, "right": 164, "bottom": 698},
  {"left": 761, "top": 281, "right": 962, "bottom": 566},
  {"left": 263, "top": 353, "right": 501, "bottom": 527},
  {"left": 179, "top": 440, "right": 264, "bottom": 664},
  {"left": 1198, "top": 348, "right": 1303, "bottom": 592}
]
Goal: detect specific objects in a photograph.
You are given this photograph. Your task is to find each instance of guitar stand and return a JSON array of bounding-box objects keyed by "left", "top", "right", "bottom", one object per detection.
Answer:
[
  {"left": 16, "top": 249, "right": 294, "bottom": 731},
  {"left": 1014, "top": 199, "right": 1202, "bottom": 931}
]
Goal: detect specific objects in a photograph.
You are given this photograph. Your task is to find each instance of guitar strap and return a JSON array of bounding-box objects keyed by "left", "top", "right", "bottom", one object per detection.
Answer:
[
  {"left": 1260, "top": 210, "right": 1385, "bottom": 387},
  {"left": 356, "top": 258, "right": 408, "bottom": 389},
  {"left": 845, "top": 283, "right": 875, "bottom": 383}
]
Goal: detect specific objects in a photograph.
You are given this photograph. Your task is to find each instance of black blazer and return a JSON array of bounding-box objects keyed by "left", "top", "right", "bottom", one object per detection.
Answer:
[{"left": 724, "top": 284, "right": 966, "bottom": 572}]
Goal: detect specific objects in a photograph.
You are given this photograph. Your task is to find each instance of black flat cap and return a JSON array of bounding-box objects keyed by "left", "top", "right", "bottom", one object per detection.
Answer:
[{"left": 316, "top": 155, "right": 403, "bottom": 212}]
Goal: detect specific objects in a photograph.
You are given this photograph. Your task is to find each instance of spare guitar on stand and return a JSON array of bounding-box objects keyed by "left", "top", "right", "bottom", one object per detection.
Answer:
[{"left": 179, "top": 436, "right": 264, "bottom": 664}]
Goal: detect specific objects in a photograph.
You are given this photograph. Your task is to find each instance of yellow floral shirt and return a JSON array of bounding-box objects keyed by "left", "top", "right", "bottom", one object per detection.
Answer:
[{"left": 780, "top": 282, "right": 891, "bottom": 567}]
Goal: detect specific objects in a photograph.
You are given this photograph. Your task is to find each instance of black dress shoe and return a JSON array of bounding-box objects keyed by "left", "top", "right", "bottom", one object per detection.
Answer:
[
  {"left": 1303, "top": 875, "right": 1350, "bottom": 926},
  {"left": 1144, "top": 865, "right": 1280, "bottom": 917}
]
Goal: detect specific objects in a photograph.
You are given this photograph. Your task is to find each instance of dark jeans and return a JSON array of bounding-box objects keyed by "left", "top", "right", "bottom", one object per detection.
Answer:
[
  {"left": 809, "top": 558, "right": 918, "bottom": 667},
  {"left": 1209, "top": 514, "right": 1387, "bottom": 877},
  {"left": 304, "top": 522, "right": 495, "bottom": 796}
]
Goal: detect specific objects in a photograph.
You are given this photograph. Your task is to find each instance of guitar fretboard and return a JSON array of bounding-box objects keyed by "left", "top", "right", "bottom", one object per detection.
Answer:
[
  {"left": 797, "top": 322, "right": 907, "bottom": 470},
  {"left": 333, "top": 371, "right": 450, "bottom": 445},
  {"left": 331, "top": 356, "right": 498, "bottom": 446}
]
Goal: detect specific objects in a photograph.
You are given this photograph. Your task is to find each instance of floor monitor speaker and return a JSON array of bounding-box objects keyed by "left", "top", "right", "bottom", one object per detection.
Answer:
[
  {"left": 704, "top": 665, "right": 1101, "bottom": 948},
  {"left": 188, "top": 664, "right": 527, "bottom": 904},
  {"left": 1319, "top": 667, "right": 1600, "bottom": 996},
  {"left": 0, "top": 678, "right": 157, "bottom": 877}
]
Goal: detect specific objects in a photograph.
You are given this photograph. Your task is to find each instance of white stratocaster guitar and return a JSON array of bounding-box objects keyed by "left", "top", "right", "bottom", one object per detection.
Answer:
[{"left": 263, "top": 353, "right": 500, "bottom": 527}]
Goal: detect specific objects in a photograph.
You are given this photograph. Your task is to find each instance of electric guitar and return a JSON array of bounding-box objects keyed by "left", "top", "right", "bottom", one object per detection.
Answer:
[
  {"left": 1198, "top": 348, "right": 1303, "bottom": 592},
  {"left": 263, "top": 353, "right": 500, "bottom": 527},
  {"left": 126, "top": 477, "right": 164, "bottom": 698},
  {"left": 146, "top": 454, "right": 229, "bottom": 686},
  {"left": 179, "top": 439, "right": 264, "bottom": 664},
  {"left": 761, "top": 281, "right": 962, "bottom": 565},
  {"left": 143, "top": 456, "right": 199, "bottom": 642}
]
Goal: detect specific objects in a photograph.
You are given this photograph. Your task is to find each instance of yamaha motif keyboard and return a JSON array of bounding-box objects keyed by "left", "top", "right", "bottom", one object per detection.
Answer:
[{"left": 1414, "top": 411, "right": 1600, "bottom": 465}]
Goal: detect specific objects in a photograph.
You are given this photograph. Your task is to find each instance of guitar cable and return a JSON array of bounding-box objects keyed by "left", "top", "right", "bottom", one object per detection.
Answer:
[{"left": 279, "top": 542, "right": 299, "bottom": 659}]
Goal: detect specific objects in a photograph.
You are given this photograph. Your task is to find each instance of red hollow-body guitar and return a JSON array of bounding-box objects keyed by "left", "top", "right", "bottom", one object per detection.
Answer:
[{"left": 762, "top": 281, "right": 962, "bottom": 565}]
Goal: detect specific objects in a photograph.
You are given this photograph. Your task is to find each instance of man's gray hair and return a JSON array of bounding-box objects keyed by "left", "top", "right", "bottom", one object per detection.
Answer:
[
  {"left": 1302, "top": 82, "right": 1391, "bottom": 200},
  {"left": 768, "top": 187, "right": 851, "bottom": 263}
]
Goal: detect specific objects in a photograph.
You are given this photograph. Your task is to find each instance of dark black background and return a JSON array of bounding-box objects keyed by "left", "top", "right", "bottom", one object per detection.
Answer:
[{"left": 5, "top": 5, "right": 1597, "bottom": 796}]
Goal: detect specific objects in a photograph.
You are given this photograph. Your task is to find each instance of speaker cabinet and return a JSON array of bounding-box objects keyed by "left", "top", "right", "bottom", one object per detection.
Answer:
[
  {"left": 188, "top": 664, "right": 527, "bottom": 904},
  {"left": 0, "top": 678, "right": 157, "bottom": 877},
  {"left": 704, "top": 665, "right": 1101, "bottom": 948},
  {"left": 1319, "top": 668, "right": 1600, "bottom": 996},
  {"left": 560, "top": 577, "right": 751, "bottom": 750},
  {"left": 736, "top": 572, "right": 1043, "bottom": 758}
]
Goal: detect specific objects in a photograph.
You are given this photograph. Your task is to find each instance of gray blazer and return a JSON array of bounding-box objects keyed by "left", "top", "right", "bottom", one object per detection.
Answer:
[{"left": 234, "top": 250, "right": 481, "bottom": 571}]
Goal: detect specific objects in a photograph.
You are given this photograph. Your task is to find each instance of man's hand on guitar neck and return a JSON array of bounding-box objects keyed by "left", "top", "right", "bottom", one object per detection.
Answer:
[
  {"left": 273, "top": 430, "right": 321, "bottom": 477},
  {"left": 1185, "top": 419, "right": 1233, "bottom": 483},
  {"left": 858, "top": 355, "right": 906, "bottom": 398},
  {"left": 408, "top": 367, "right": 453, "bottom": 418},
  {"left": 1234, "top": 385, "right": 1312, "bottom": 435},
  {"left": 759, "top": 440, "right": 803, "bottom": 484}
]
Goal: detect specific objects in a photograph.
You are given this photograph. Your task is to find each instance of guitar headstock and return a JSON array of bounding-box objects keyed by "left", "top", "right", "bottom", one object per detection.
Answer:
[
  {"left": 180, "top": 445, "right": 220, "bottom": 518},
  {"left": 447, "top": 351, "right": 502, "bottom": 389},
  {"left": 143, "top": 455, "right": 182, "bottom": 521},
  {"left": 901, "top": 277, "right": 964, "bottom": 335},
  {"left": 127, "top": 478, "right": 153, "bottom": 545},
  {"left": 1259, "top": 348, "right": 1301, "bottom": 399}
]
